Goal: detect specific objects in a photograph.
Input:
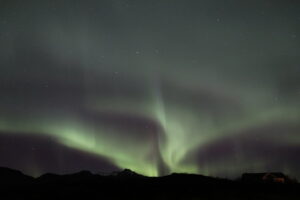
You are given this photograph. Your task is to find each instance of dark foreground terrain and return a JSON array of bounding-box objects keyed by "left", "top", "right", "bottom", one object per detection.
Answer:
[{"left": 0, "top": 167, "right": 299, "bottom": 200}]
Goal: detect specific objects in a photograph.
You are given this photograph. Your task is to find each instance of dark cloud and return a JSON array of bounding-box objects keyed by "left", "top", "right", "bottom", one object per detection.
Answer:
[
  {"left": 0, "top": 132, "right": 120, "bottom": 176},
  {"left": 184, "top": 122, "right": 300, "bottom": 178}
]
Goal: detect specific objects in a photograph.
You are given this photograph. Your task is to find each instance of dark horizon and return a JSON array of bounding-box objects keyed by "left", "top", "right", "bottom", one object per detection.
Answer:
[
  {"left": 1, "top": 165, "right": 299, "bottom": 183},
  {"left": 1, "top": 166, "right": 299, "bottom": 200}
]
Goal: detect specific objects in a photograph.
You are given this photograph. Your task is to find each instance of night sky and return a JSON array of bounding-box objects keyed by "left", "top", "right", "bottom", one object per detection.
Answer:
[{"left": 0, "top": 0, "right": 300, "bottom": 178}]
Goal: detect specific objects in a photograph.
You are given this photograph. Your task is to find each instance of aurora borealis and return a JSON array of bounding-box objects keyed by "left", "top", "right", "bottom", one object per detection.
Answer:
[{"left": 0, "top": 0, "right": 300, "bottom": 178}]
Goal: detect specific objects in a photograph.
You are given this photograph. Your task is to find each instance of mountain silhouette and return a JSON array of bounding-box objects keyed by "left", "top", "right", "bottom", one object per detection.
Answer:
[
  {"left": 0, "top": 167, "right": 34, "bottom": 185},
  {"left": 0, "top": 167, "right": 299, "bottom": 200}
]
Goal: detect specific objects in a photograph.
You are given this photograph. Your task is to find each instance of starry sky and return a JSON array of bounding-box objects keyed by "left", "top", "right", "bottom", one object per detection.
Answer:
[{"left": 0, "top": 0, "right": 300, "bottom": 178}]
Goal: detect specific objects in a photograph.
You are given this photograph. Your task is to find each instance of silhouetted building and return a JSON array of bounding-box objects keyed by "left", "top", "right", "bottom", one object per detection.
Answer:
[{"left": 242, "top": 172, "right": 288, "bottom": 183}]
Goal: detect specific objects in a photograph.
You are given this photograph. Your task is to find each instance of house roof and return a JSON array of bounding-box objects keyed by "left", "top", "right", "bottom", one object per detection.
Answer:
[{"left": 242, "top": 172, "right": 286, "bottom": 178}]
